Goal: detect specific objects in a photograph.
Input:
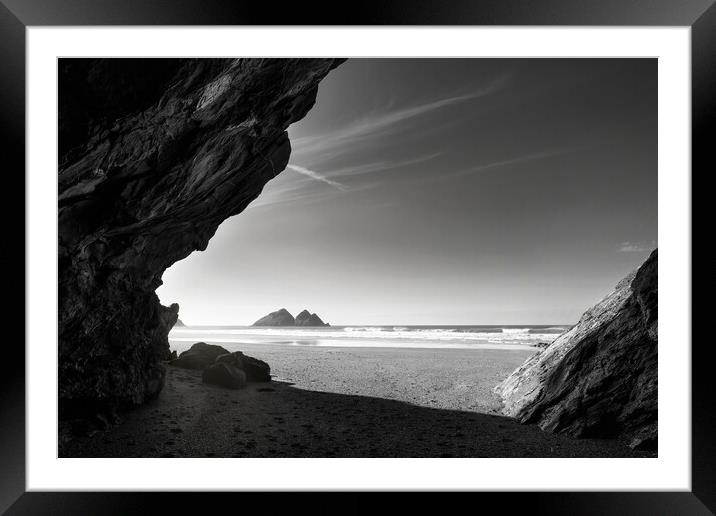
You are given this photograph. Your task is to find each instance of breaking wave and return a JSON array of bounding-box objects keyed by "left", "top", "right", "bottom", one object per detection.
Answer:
[{"left": 170, "top": 324, "right": 568, "bottom": 349}]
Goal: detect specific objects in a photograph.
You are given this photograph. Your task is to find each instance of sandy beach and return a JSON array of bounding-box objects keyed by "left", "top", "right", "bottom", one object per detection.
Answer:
[{"left": 61, "top": 343, "right": 652, "bottom": 458}]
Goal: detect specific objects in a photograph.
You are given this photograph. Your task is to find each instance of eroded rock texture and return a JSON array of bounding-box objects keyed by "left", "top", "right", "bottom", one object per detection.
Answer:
[
  {"left": 496, "top": 250, "right": 658, "bottom": 449},
  {"left": 58, "top": 58, "right": 344, "bottom": 420}
]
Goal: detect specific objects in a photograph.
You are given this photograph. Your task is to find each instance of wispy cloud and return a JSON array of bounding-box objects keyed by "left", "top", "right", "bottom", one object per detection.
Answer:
[
  {"left": 248, "top": 188, "right": 337, "bottom": 210},
  {"left": 247, "top": 178, "right": 376, "bottom": 210},
  {"left": 291, "top": 76, "right": 507, "bottom": 159},
  {"left": 324, "top": 152, "right": 442, "bottom": 178},
  {"left": 285, "top": 164, "right": 347, "bottom": 191},
  {"left": 453, "top": 150, "right": 566, "bottom": 178},
  {"left": 249, "top": 153, "right": 436, "bottom": 210},
  {"left": 419, "top": 147, "right": 581, "bottom": 184},
  {"left": 279, "top": 153, "right": 441, "bottom": 196},
  {"left": 253, "top": 76, "right": 507, "bottom": 209},
  {"left": 618, "top": 241, "right": 656, "bottom": 252}
]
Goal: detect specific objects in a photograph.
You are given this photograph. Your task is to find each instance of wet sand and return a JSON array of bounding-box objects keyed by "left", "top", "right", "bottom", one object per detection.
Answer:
[{"left": 61, "top": 343, "right": 653, "bottom": 457}]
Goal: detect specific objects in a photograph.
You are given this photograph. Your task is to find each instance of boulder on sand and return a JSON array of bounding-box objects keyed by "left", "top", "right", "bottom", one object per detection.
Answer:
[
  {"left": 169, "top": 342, "right": 230, "bottom": 370},
  {"left": 202, "top": 363, "right": 247, "bottom": 389},
  {"left": 215, "top": 351, "right": 271, "bottom": 382},
  {"left": 169, "top": 343, "right": 271, "bottom": 388}
]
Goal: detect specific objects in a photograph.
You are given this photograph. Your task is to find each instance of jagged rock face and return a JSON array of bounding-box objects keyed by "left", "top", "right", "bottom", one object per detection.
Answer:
[
  {"left": 295, "top": 310, "right": 328, "bottom": 327},
  {"left": 496, "top": 250, "right": 658, "bottom": 449},
  {"left": 58, "top": 58, "right": 344, "bottom": 419},
  {"left": 252, "top": 308, "right": 296, "bottom": 326}
]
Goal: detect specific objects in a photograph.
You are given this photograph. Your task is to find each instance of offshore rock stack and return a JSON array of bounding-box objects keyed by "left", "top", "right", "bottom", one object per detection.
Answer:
[{"left": 252, "top": 308, "right": 329, "bottom": 327}]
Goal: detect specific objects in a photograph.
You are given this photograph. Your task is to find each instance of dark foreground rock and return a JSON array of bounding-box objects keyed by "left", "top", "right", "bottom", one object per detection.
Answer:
[
  {"left": 169, "top": 342, "right": 230, "bottom": 370},
  {"left": 252, "top": 308, "right": 295, "bottom": 326},
  {"left": 216, "top": 351, "right": 271, "bottom": 382},
  {"left": 496, "top": 250, "right": 658, "bottom": 450},
  {"left": 295, "top": 310, "right": 329, "bottom": 327},
  {"left": 169, "top": 343, "right": 271, "bottom": 388},
  {"left": 202, "top": 363, "right": 247, "bottom": 389},
  {"left": 58, "top": 58, "right": 343, "bottom": 421}
]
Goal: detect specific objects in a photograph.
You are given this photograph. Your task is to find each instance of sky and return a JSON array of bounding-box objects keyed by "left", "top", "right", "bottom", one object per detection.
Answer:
[{"left": 157, "top": 58, "right": 657, "bottom": 326}]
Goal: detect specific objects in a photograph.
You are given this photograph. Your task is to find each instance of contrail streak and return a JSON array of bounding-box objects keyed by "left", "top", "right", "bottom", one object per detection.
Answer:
[{"left": 286, "top": 164, "right": 347, "bottom": 191}]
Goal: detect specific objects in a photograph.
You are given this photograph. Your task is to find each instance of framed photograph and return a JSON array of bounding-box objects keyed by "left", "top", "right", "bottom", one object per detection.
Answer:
[{"left": 4, "top": 0, "right": 712, "bottom": 513}]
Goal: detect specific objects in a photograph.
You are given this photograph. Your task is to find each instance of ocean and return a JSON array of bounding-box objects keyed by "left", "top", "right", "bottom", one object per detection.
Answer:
[{"left": 168, "top": 324, "right": 570, "bottom": 353}]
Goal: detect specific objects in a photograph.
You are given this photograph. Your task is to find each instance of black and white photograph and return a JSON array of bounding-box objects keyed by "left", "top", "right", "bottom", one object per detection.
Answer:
[
  {"left": 3, "top": 0, "right": 711, "bottom": 510},
  {"left": 58, "top": 57, "right": 658, "bottom": 459}
]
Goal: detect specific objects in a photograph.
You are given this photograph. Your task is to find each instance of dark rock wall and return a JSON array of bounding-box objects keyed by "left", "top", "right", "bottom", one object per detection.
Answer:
[
  {"left": 496, "top": 250, "right": 658, "bottom": 449},
  {"left": 58, "top": 58, "right": 344, "bottom": 419}
]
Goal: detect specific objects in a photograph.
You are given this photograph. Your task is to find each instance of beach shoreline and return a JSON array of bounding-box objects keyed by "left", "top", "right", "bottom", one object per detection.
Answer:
[
  {"left": 211, "top": 342, "right": 536, "bottom": 415},
  {"left": 61, "top": 343, "right": 652, "bottom": 458}
]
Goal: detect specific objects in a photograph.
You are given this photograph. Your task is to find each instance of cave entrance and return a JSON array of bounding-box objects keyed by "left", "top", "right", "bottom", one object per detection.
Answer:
[{"left": 156, "top": 57, "right": 656, "bottom": 413}]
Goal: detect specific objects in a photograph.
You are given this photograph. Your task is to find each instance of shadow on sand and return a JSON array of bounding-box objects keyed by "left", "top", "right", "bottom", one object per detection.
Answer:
[{"left": 60, "top": 368, "right": 652, "bottom": 458}]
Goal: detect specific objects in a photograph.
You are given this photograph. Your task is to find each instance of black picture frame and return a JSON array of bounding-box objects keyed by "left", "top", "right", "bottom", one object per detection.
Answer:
[{"left": 2, "top": 0, "right": 712, "bottom": 513}]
